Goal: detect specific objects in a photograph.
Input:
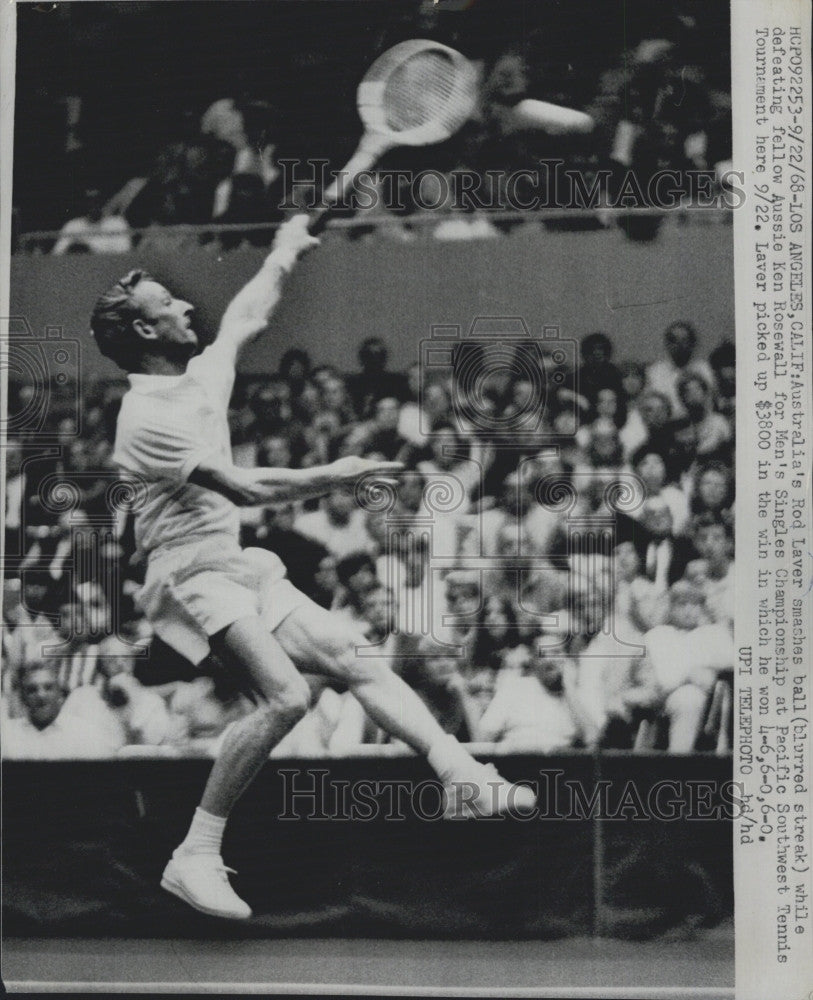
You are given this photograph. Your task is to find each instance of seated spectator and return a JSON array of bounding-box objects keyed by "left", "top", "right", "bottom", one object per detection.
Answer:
[
  {"left": 2, "top": 570, "right": 61, "bottom": 714},
  {"left": 346, "top": 337, "right": 409, "bottom": 419},
  {"left": 630, "top": 445, "right": 690, "bottom": 535},
  {"left": 573, "top": 541, "right": 667, "bottom": 748},
  {"left": 333, "top": 552, "right": 380, "bottom": 621},
  {"left": 621, "top": 581, "right": 735, "bottom": 752},
  {"left": 467, "top": 594, "right": 524, "bottom": 670},
  {"left": 638, "top": 498, "right": 697, "bottom": 587},
  {"left": 398, "top": 379, "right": 452, "bottom": 447},
  {"left": 167, "top": 671, "right": 251, "bottom": 743},
  {"left": 51, "top": 582, "right": 140, "bottom": 693},
  {"left": 278, "top": 348, "right": 312, "bottom": 399},
  {"left": 645, "top": 322, "right": 715, "bottom": 419},
  {"left": 672, "top": 372, "right": 732, "bottom": 465},
  {"left": 473, "top": 637, "right": 580, "bottom": 753},
  {"left": 2, "top": 662, "right": 121, "bottom": 759},
  {"left": 709, "top": 340, "right": 735, "bottom": 419},
  {"left": 579, "top": 332, "right": 625, "bottom": 411},
  {"left": 52, "top": 188, "right": 131, "bottom": 255},
  {"left": 634, "top": 390, "right": 682, "bottom": 473},
  {"left": 398, "top": 639, "right": 473, "bottom": 742},
  {"left": 60, "top": 659, "right": 181, "bottom": 749},
  {"left": 358, "top": 397, "right": 410, "bottom": 461},
  {"left": 684, "top": 514, "right": 734, "bottom": 631},
  {"left": 318, "top": 374, "right": 357, "bottom": 428},
  {"left": 689, "top": 460, "right": 735, "bottom": 519},
  {"left": 416, "top": 422, "right": 486, "bottom": 509},
  {"left": 618, "top": 360, "right": 648, "bottom": 457},
  {"left": 295, "top": 489, "right": 377, "bottom": 560}
]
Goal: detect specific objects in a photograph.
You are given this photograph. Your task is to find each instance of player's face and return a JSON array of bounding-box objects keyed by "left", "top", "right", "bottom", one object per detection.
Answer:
[{"left": 131, "top": 280, "right": 197, "bottom": 354}]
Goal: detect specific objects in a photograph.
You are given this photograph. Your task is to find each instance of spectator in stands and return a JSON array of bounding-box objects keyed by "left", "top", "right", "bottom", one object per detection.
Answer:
[
  {"left": 295, "top": 488, "right": 377, "bottom": 560},
  {"left": 333, "top": 552, "right": 380, "bottom": 623},
  {"left": 709, "top": 340, "right": 736, "bottom": 420},
  {"left": 474, "top": 637, "right": 579, "bottom": 753},
  {"left": 52, "top": 187, "right": 131, "bottom": 255},
  {"left": 635, "top": 390, "right": 682, "bottom": 475},
  {"left": 621, "top": 580, "right": 735, "bottom": 752},
  {"left": 618, "top": 361, "right": 649, "bottom": 458},
  {"left": 467, "top": 595, "right": 523, "bottom": 670},
  {"left": 684, "top": 514, "right": 734, "bottom": 632},
  {"left": 51, "top": 581, "right": 138, "bottom": 694},
  {"left": 672, "top": 372, "right": 732, "bottom": 465},
  {"left": 645, "top": 322, "right": 715, "bottom": 419},
  {"left": 689, "top": 460, "right": 735, "bottom": 519},
  {"left": 358, "top": 396, "right": 410, "bottom": 462},
  {"left": 279, "top": 348, "right": 312, "bottom": 401},
  {"left": 2, "top": 570, "right": 61, "bottom": 716},
  {"left": 398, "top": 640, "right": 472, "bottom": 742},
  {"left": 579, "top": 332, "right": 625, "bottom": 411},
  {"left": 573, "top": 541, "right": 667, "bottom": 748},
  {"left": 630, "top": 445, "right": 690, "bottom": 535},
  {"left": 2, "top": 662, "right": 120, "bottom": 759},
  {"left": 399, "top": 379, "right": 452, "bottom": 448},
  {"left": 60, "top": 657, "right": 179, "bottom": 750},
  {"left": 318, "top": 374, "right": 357, "bottom": 429},
  {"left": 346, "top": 337, "right": 409, "bottom": 418},
  {"left": 639, "top": 497, "right": 696, "bottom": 588}
]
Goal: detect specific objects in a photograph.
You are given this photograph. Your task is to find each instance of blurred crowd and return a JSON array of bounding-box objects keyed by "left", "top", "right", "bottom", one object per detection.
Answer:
[
  {"left": 13, "top": 1, "right": 731, "bottom": 251},
  {"left": 3, "top": 320, "right": 736, "bottom": 760}
]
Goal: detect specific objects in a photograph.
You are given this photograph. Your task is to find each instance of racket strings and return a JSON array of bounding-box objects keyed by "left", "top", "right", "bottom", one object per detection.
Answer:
[{"left": 382, "top": 51, "right": 466, "bottom": 133}]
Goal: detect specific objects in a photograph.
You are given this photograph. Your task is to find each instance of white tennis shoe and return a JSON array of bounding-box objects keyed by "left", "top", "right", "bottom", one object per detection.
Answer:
[
  {"left": 442, "top": 762, "right": 537, "bottom": 820},
  {"left": 161, "top": 852, "right": 252, "bottom": 920}
]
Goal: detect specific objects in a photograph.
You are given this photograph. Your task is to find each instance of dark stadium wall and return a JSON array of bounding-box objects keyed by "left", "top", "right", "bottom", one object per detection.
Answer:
[{"left": 10, "top": 223, "right": 734, "bottom": 381}]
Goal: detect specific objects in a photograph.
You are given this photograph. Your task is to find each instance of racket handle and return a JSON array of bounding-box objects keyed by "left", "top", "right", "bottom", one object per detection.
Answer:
[{"left": 308, "top": 131, "right": 392, "bottom": 234}]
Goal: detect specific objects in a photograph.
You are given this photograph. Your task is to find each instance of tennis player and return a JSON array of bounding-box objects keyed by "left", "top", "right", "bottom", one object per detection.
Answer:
[{"left": 90, "top": 215, "right": 535, "bottom": 920}]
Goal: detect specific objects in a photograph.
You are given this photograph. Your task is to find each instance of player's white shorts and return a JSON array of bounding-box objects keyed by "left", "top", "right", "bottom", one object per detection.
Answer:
[{"left": 137, "top": 535, "right": 313, "bottom": 665}]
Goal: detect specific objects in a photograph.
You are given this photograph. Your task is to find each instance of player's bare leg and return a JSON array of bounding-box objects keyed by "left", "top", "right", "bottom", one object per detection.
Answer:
[
  {"left": 162, "top": 617, "right": 309, "bottom": 919},
  {"left": 273, "top": 604, "right": 537, "bottom": 818}
]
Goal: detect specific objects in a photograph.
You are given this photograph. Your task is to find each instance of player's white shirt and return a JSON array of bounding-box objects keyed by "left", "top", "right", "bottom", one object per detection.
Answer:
[{"left": 112, "top": 344, "right": 240, "bottom": 556}]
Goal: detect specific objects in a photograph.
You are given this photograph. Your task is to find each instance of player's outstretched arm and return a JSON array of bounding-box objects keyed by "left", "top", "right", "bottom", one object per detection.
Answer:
[
  {"left": 189, "top": 455, "right": 403, "bottom": 507},
  {"left": 215, "top": 214, "right": 319, "bottom": 363}
]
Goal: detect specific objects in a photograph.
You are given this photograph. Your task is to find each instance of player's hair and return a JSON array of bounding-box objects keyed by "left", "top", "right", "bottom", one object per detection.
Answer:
[{"left": 90, "top": 269, "right": 154, "bottom": 372}]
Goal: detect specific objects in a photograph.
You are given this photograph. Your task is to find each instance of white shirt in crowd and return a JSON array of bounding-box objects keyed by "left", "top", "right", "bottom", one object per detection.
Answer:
[
  {"left": 477, "top": 672, "right": 577, "bottom": 753},
  {"left": 52, "top": 215, "right": 131, "bottom": 255},
  {"left": 294, "top": 507, "right": 376, "bottom": 560},
  {"left": 644, "top": 357, "right": 716, "bottom": 419}
]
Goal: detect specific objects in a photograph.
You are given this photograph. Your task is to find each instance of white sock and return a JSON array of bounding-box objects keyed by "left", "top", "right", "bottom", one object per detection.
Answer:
[
  {"left": 176, "top": 807, "right": 227, "bottom": 858},
  {"left": 427, "top": 733, "right": 477, "bottom": 781}
]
